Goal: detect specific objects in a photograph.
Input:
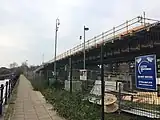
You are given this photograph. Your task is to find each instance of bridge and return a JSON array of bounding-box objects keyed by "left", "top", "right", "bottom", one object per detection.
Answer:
[
  {"left": 35, "top": 16, "right": 160, "bottom": 75},
  {"left": 23, "top": 15, "right": 160, "bottom": 119}
]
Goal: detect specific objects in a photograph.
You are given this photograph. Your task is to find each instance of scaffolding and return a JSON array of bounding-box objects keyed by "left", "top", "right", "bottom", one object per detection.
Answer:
[{"left": 47, "top": 16, "right": 160, "bottom": 63}]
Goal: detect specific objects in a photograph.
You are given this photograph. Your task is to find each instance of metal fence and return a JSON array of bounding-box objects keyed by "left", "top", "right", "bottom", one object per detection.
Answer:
[
  {"left": 0, "top": 73, "right": 20, "bottom": 115},
  {"left": 102, "top": 72, "right": 160, "bottom": 119},
  {"left": 31, "top": 68, "right": 160, "bottom": 119},
  {"left": 62, "top": 69, "right": 160, "bottom": 119},
  {"left": 26, "top": 71, "right": 48, "bottom": 91}
]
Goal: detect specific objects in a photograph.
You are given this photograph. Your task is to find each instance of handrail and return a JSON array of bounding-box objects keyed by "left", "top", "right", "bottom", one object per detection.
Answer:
[
  {"left": 0, "top": 81, "right": 9, "bottom": 104},
  {"left": 49, "top": 16, "right": 160, "bottom": 63},
  {"left": 0, "top": 74, "right": 20, "bottom": 115}
]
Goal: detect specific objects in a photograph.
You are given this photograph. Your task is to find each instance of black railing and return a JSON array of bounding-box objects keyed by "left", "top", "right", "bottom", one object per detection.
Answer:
[{"left": 0, "top": 73, "right": 20, "bottom": 115}]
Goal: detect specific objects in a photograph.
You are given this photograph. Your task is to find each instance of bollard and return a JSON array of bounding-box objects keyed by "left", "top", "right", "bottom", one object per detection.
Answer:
[
  {"left": 0, "top": 84, "right": 4, "bottom": 115},
  {"left": 5, "top": 81, "right": 8, "bottom": 105}
]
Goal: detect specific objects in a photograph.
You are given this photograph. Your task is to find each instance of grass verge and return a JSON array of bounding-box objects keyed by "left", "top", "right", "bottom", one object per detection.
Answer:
[
  {"left": 41, "top": 88, "right": 141, "bottom": 120},
  {"left": 29, "top": 77, "right": 150, "bottom": 120}
]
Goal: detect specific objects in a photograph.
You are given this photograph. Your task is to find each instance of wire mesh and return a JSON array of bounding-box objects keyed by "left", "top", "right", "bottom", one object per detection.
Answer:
[{"left": 104, "top": 72, "right": 160, "bottom": 119}]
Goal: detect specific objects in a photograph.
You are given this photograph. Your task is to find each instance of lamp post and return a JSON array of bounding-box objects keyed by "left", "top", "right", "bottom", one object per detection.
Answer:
[
  {"left": 83, "top": 26, "right": 89, "bottom": 69},
  {"left": 101, "top": 33, "right": 105, "bottom": 120},
  {"left": 54, "top": 18, "right": 60, "bottom": 81}
]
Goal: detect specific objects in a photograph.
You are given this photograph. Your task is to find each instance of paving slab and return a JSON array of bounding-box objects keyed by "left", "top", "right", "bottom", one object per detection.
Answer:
[{"left": 11, "top": 75, "right": 65, "bottom": 120}]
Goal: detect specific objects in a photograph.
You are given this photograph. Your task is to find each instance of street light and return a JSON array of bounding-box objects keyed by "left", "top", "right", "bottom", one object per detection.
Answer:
[
  {"left": 101, "top": 32, "right": 105, "bottom": 120},
  {"left": 83, "top": 26, "right": 89, "bottom": 69},
  {"left": 54, "top": 18, "right": 60, "bottom": 81},
  {"left": 100, "top": 44, "right": 105, "bottom": 120}
]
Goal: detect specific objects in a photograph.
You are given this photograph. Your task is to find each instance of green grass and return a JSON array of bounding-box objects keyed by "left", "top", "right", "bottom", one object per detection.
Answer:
[{"left": 42, "top": 88, "right": 146, "bottom": 120}]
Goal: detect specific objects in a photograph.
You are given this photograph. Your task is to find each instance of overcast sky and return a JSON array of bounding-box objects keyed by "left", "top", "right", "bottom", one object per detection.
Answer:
[{"left": 0, "top": 0, "right": 160, "bottom": 67}]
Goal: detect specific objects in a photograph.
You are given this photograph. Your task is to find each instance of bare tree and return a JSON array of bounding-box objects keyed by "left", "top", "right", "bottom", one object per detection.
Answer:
[
  {"left": 10, "top": 62, "right": 18, "bottom": 68},
  {"left": 21, "top": 62, "right": 27, "bottom": 67}
]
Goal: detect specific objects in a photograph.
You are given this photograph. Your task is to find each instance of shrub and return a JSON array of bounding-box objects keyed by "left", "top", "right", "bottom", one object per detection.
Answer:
[{"left": 42, "top": 89, "right": 101, "bottom": 120}]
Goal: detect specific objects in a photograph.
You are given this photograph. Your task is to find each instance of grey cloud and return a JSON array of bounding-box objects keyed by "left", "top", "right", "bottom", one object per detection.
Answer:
[{"left": 0, "top": 0, "right": 160, "bottom": 67}]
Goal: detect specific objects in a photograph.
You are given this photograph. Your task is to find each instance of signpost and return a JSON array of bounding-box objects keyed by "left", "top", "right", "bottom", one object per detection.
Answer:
[
  {"left": 135, "top": 55, "right": 157, "bottom": 90},
  {"left": 157, "top": 58, "right": 160, "bottom": 96}
]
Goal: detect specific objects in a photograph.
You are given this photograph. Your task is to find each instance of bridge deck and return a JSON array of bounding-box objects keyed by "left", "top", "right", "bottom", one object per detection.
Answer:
[{"left": 34, "top": 16, "right": 160, "bottom": 72}]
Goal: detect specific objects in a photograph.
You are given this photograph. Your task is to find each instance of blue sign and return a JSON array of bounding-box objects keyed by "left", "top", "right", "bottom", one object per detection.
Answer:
[{"left": 135, "top": 55, "right": 157, "bottom": 90}]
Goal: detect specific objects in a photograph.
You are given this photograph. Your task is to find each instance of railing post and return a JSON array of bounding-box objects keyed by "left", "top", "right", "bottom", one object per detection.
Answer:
[
  {"left": 8, "top": 80, "right": 11, "bottom": 98},
  {"left": 5, "top": 81, "right": 8, "bottom": 105},
  {"left": 69, "top": 57, "right": 72, "bottom": 93},
  {"left": 126, "top": 20, "right": 128, "bottom": 33},
  {"left": 94, "top": 37, "right": 96, "bottom": 47},
  {"left": 0, "top": 84, "right": 4, "bottom": 115},
  {"left": 116, "top": 81, "right": 118, "bottom": 90}
]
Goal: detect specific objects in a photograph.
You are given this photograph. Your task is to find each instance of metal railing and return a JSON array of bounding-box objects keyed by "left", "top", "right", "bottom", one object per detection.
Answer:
[
  {"left": 48, "top": 16, "right": 160, "bottom": 63},
  {"left": 0, "top": 74, "right": 20, "bottom": 115},
  {"left": 117, "top": 83, "right": 160, "bottom": 119},
  {"left": 31, "top": 65, "right": 160, "bottom": 119}
]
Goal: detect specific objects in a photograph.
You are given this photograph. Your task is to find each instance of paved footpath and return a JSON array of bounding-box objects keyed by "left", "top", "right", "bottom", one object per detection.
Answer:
[{"left": 11, "top": 75, "right": 65, "bottom": 120}]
